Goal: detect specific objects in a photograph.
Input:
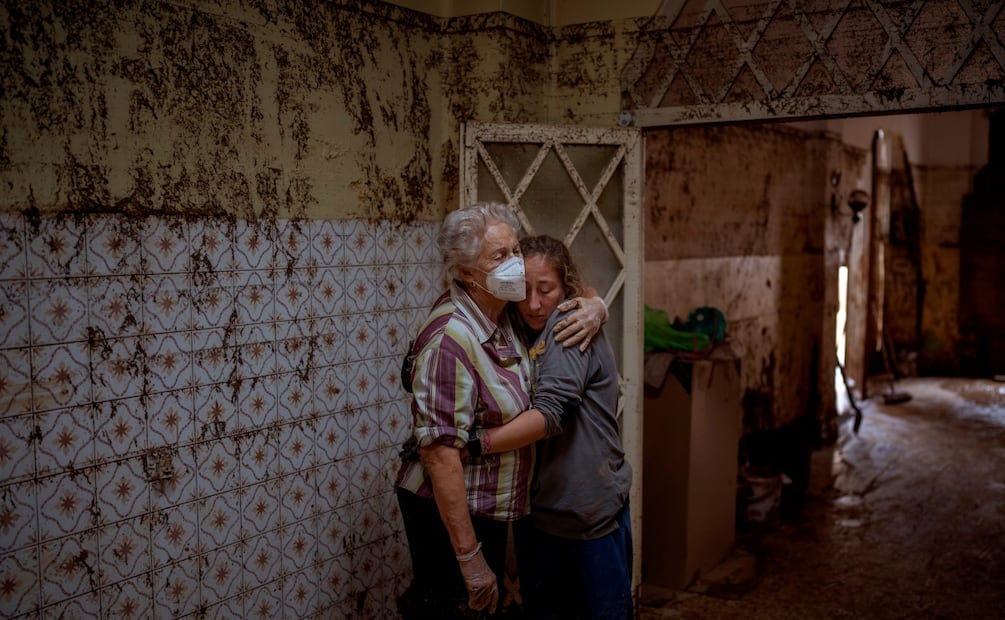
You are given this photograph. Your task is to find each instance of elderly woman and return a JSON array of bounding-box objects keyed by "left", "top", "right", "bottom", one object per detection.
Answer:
[
  {"left": 395, "top": 204, "right": 604, "bottom": 619},
  {"left": 476, "top": 235, "right": 633, "bottom": 620}
]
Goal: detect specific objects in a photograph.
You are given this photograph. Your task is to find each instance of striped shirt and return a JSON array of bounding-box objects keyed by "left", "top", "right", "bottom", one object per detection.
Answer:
[{"left": 396, "top": 282, "right": 533, "bottom": 521}]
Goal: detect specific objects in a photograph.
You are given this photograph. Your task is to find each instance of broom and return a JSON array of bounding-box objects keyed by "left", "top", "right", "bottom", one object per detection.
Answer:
[{"left": 880, "top": 333, "right": 912, "bottom": 405}]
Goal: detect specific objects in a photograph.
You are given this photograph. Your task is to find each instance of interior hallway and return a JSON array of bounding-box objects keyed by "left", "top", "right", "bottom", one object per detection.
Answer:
[{"left": 640, "top": 377, "right": 1005, "bottom": 620}]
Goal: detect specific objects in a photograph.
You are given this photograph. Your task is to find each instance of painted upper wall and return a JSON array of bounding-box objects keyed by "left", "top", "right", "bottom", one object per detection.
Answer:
[{"left": 0, "top": 1, "right": 574, "bottom": 221}]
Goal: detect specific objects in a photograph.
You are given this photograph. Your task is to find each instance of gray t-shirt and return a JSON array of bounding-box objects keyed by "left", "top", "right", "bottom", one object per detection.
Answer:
[{"left": 529, "top": 308, "right": 633, "bottom": 540}]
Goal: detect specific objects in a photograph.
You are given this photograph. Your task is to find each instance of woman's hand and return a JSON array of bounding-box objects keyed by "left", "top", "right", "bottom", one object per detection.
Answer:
[{"left": 553, "top": 296, "right": 608, "bottom": 351}]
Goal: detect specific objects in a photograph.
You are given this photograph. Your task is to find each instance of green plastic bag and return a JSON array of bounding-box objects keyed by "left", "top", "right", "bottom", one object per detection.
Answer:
[{"left": 644, "top": 305, "right": 711, "bottom": 353}]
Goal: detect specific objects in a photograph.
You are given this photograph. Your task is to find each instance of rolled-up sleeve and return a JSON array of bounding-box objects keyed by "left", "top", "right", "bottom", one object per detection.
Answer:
[{"left": 411, "top": 335, "right": 475, "bottom": 449}]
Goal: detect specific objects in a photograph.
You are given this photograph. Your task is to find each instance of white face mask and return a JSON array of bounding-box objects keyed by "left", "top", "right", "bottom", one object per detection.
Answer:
[{"left": 473, "top": 255, "right": 526, "bottom": 302}]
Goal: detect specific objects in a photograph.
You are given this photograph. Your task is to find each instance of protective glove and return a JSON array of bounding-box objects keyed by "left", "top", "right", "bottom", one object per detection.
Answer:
[
  {"left": 554, "top": 296, "right": 608, "bottom": 351},
  {"left": 456, "top": 543, "right": 498, "bottom": 613}
]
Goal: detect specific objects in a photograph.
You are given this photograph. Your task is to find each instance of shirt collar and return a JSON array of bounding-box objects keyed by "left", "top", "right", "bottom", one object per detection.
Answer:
[{"left": 450, "top": 280, "right": 498, "bottom": 345}]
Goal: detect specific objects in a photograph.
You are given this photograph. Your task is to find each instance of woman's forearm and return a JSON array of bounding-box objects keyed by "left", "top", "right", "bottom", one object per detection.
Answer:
[
  {"left": 484, "top": 409, "right": 548, "bottom": 454},
  {"left": 420, "top": 443, "right": 480, "bottom": 555}
]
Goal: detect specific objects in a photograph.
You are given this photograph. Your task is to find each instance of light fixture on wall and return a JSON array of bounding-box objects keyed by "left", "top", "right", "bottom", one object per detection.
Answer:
[{"left": 848, "top": 189, "right": 869, "bottom": 223}]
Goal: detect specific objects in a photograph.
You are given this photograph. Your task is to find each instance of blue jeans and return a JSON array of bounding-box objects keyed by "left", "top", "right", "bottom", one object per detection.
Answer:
[{"left": 523, "top": 502, "right": 633, "bottom": 620}]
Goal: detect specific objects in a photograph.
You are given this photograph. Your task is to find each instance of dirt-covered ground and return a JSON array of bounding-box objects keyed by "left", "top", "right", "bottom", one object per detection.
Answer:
[{"left": 640, "top": 377, "right": 1005, "bottom": 620}]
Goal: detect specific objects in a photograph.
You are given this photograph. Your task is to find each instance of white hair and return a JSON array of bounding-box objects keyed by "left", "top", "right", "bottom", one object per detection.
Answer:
[{"left": 437, "top": 202, "right": 521, "bottom": 281}]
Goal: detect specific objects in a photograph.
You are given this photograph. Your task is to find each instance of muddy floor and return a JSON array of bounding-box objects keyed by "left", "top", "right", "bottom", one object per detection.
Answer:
[{"left": 640, "top": 377, "right": 1005, "bottom": 620}]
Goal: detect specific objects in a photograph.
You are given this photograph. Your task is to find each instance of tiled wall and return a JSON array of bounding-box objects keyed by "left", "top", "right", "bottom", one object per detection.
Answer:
[{"left": 0, "top": 212, "right": 443, "bottom": 618}]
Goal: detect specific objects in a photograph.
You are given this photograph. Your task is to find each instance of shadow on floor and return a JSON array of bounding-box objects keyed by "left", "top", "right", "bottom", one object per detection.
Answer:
[{"left": 640, "top": 377, "right": 1005, "bottom": 620}]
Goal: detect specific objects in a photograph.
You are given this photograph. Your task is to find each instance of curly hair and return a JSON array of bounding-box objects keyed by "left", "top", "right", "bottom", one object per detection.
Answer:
[{"left": 437, "top": 202, "right": 521, "bottom": 281}]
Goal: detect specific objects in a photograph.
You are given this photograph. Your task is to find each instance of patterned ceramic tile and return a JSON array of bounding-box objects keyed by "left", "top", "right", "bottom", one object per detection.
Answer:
[
  {"left": 234, "top": 272, "right": 273, "bottom": 327},
  {"left": 147, "top": 388, "right": 195, "bottom": 448},
  {"left": 314, "top": 461, "right": 350, "bottom": 515},
  {"left": 276, "top": 372, "right": 313, "bottom": 424},
  {"left": 93, "top": 397, "right": 145, "bottom": 464},
  {"left": 143, "top": 274, "right": 193, "bottom": 334},
  {"left": 283, "top": 568, "right": 318, "bottom": 619},
  {"left": 236, "top": 376, "right": 276, "bottom": 432},
  {"left": 275, "top": 321, "right": 310, "bottom": 375},
  {"left": 99, "top": 572, "right": 153, "bottom": 618},
  {"left": 0, "top": 545, "right": 40, "bottom": 617},
  {"left": 239, "top": 431, "right": 278, "bottom": 487},
  {"left": 87, "top": 275, "right": 144, "bottom": 339},
  {"left": 343, "top": 266, "right": 377, "bottom": 315},
  {"left": 97, "top": 516, "right": 151, "bottom": 584},
  {"left": 40, "top": 592, "right": 100, "bottom": 618},
  {"left": 315, "top": 506, "right": 351, "bottom": 562},
  {"left": 344, "top": 358, "right": 379, "bottom": 410},
  {"left": 380, "top": 397, "right": 411, "bottom": 451},
  {"left": 89, "top": 336, "right": 146, "bottom": 402},
  {"left": 311, "top": 267, "right": 344, "bottom": 320},
  {"left": 0, "top": 348, "right": 31, "bottom": 416},
  {"left": 0, "top": 413, "right": 35, "bottom": 483},
  {"left": 276, "top": 421, "right": 313, "bottom": 474},
  {"left": 0, "top": 213, "right": 26, "bottom": 280},
  {"left": 374, "top": 221, "right": 406, "bottom": 266},
  {"left": 343, "top": 220, "right": 374, "bottom": 266},
  {"left": 190, "top": 217, "right": 235, "bottom": 273},
  {"left": 273, "top": 276, "right": 312, "bottom": 323},
  {"left": 95, "top": 457, "right": 150, "bottom": 524},
  {"left": 36, "top": 471, "right": 97, "bottom": 541},
  {"left": 195, "top": 441, "right": 240, "bottom": 496},
  {"left": 151, "top": 502, "right": 200, "bottom": 567},
  {"left": 349, "top": 451, "right": 384, "bottom": 507},
  {"left": 312, "top": 554, "right": 351, "bottom": 617},
  {"left": 146, "top": 332, "right": 192, "bottom": 394},
  {"left": 313, "top": 365, "right": 345, "bottom": 417},
  {"left": 86, "top": 215, "right": 143, "bottom": 277},
  {"left": 351, "top": 541, "right": 385, "bottom": 595},
  {"left": 314, "top": 413, "right": 345, "bottom": 465},
  {"left": 245, "top": 581, "right": 283, "bottom": 619},
  {"left": 281, "top": 520, "right": 315, "bottom": 575},
  {"left": 404, "top": 221, "right": 437, "bottom": 263},
  {"left": 32, "top": 342, "right": 91, "bottom": 411},
  {"left": 148, "top": 446, "right": 198, "bottom": 511},
  {"left": 192, "top": 384, "right": 235, "bottom": 442},
  {"left": 0, "top": 479, "right": 38, "bottom": 553},
  {"left": 309, "top": 220, "right": 344, "bottom": 269},
  {"left": 278, "top": 472, "right": 314, "bottom": 525},
  {"left": 27, "top": 216, "right": 87, "bottom": 278},
  {"left": 343, "top": 405, "right": 380, "bottom": 458},
  {"left": 198, "top": 544, "right": 243, "bottom": 606},
  {"left": 35, "top": 405, "right": 95, "bottom": 475},
  {"left": 152, "top": 559, "right": 201, "bottom": 618},
  {"left": 0, "top": 280, "right": 29, "bottom": 349},
  {"left": 190, "top": 273, "right": 235, "bottom": 329},
  {"left": 192, "top": 335, "right": 236, "bottom": 390},
  {"left": 204, "top": 596, "right": 246, "bottom": 619},
  {"left": 373, "top": 266, "right": 406, "bottom": 313},
  {"left": 344, "top": 312, "right": 377, "bottom": 363},
  {"left": 243, "top": 481, "right": 281, "bottom": 540},
  {"left": 353, "top": 496, "right": 385, "bottom": 550},
  {"left": 142, "top": 216, "right": 189, "bottom": 275},
  {"left": 243, "top": 533, "right": 281, "bottom": 590},
  {"left": 310, "top": 317, "right": 344, "bottom": 367},
  {"left": 28, "top": 277, "right": 89, "bottom": 346},
  {"left": 39, "top": 529, "right": 100, "bottom": 605},
  {"left": 233, "top": 220, "right": 273, "bottom": 272},
  {"left": 198, "top": 492, "right": 241, "bottom": 549},
  {"left": 275, "top": 219, "right": 311, "bottom": 273},
  {"left": 404, "top": 262, "right": 437, "bottom": 309}
]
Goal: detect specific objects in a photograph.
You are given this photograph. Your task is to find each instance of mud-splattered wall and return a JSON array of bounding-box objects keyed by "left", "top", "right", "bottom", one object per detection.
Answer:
[
  {"left": 643, "top": 124, "right": 863, "bottom": 437},
  {"left": 0, "top": 1, "right": 633, "bottom": 618}
]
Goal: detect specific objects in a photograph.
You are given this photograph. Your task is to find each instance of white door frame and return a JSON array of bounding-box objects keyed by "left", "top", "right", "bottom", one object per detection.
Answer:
[{"left": 461, "top": 120, "right": 645, "bottom": 602}]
